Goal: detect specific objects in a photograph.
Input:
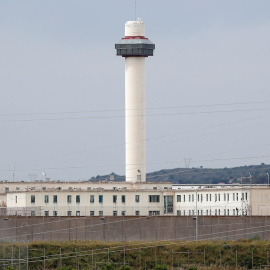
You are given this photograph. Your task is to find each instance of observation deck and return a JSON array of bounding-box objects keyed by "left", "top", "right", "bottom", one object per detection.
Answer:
[{"left": 115, "top": 37, "right": 155, "bottom": 57}]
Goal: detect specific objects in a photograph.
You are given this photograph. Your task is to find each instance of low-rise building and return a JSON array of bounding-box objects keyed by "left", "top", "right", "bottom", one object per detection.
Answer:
[{"left": 1, "top": 181, "right": 270, "bottom": 217}]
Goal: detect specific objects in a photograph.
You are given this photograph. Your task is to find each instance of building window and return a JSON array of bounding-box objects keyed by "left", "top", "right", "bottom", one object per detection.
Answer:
[
  {"left": 201, "top": 194, "right": 203, "bottom": 202},
  {"left": 53, "top": 195, "right": 58, "bottom": 203},
  {"left": 245, "top": 192, "right": 248, "bottom": 200},
  {"left": 90, "top": 195, "right": 94, "bottom": 203},
  {"left": 31, "top": 195, "right": 35, "bottom": 203},
  {"left": 44, "top": 211, "right": 49, "bottom": 216},
  {"left": 31, "top": 211, "right": 35, "bottom": 216},
  {"left": 149, "top": 211, "right": 160, "bottom": 216},
  {"left": 227, "top": 193, "right": 229, "bottom": 201},
  {"left": 189, "top": 195, "right": 191, "bottom": 202},
  {"left": 218, "top": 194, "right": 220, "bottom": 201},
  {"left": 15, "top": 196, "right": 17, "bottom": 203},
  {"left": 135, "top": 195, "right": 140, "bottom": 203},
  {"left": 227, "top": 209, "right": 229, "bottom": 216},
  {"left": 206, "top": 210, "right": 208, "bottom": 215},
  {"left": 177, "top": 195, "right": 181, "bottom": 202},
  {"left": 197, "top": 194, "right": 200, "bottom": 202},
  {"left": 224, "top": 193, "right": 226, "bottom": 201},
  {"left": 183, "top": 195, "right": 185, "bottom": 202},
  {"left": 76, "top": 195, "right": 80, "bottom": 203},
  {"left": 224, "top": 209, "right": 226, "bottom": 215},
  {"left": 206, "top": 194, "right": 208, "bottom": 201},
  {"left": 113, "top": 211, "right": 117, "bottom": 216},
  {"left": 113, "top": 195, "right": 117, "bottom": 203},
  {"left": 149, "top": 195, "right": 160, "bottom": 203},
  {"left": 233, "top": 193, "right": 235, "bottom": 201},
  {"left": 236, "top": 193, "right": 238, "bottom": 201},
  {"left": 99, "top": 195, "right": 103, "bottom": 203},
  {"left": 215, "top": 209, "right": 217, "bottom": 215},
  {"left": 122, "top": 211, "right": 126, "bottom": 216},
  {"left": 177, "top": 210, "right": 181, "bottom": 216},
  {"left": 183, "top": 210, "right": 185, "bottom": 216},
  {"left": 233, "top": 209, "right": 235, "bottom": 215},
  {"left": 90, "top": 211, "right": 95, "bottom": 216},
  {"left": 44, "top": 195, "right": 49, "bottom": 203},
  {"left": 99, "top": 211, "right": 103, "bottom": 216},
  {"left": 53, "top": 211, "right": 57, "bottom": 216},
  {"left": 76, "top": 211, "right": 80, "bottom": 216},
  {"left": 189, "top": 210, "right": 191, "bottom": 216},
  {"left": 135, "top": 211, "right": 140, "bottom": 216},
  {"left": 215, "top": 194, "right": 217, "bottom": 202},
  {"left": 192, "top": 194, "right": 194, "bottom": 202},
  {"left": 210, "top": 194, "right": 212, "bottom": 201},
  {"left": 192, "top": 210, "right": 194, "bottom": 215},
  {"left": 67, "top": 195, "right": 72, "bottom": 203},
  {"left": 241, "top": 193, "right": 244, "bottom": 200},
  {"left": 67, "top": 211, "right": 72, "bottom": 216},
  {"left": 121, "top": 195, "right": 126, "bottom": 203},
  {"left": 5, "top": 187, "right": 9, "bottom": 193},
  {"left": 218, "top": 209, "right": 220, "bottom": 215},
  {"left": 16, "top": 187, "right": 20, "bottom": 191},
  {"left": 201, "top": 210, "right": 203, "bottom": 215}
]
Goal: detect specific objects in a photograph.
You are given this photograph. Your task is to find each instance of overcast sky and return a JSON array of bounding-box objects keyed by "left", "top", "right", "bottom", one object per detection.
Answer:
[{"left": 1, "top": 1, "right": 270, "bottom": 181}]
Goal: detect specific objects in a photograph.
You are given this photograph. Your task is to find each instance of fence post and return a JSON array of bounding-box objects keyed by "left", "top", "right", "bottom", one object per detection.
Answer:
[
  {"left": 19, "top": 243, "right": 21, "bottom": 270},
  {"left": 155, "top": 247, "right": 157, "bottom": 266},
  {"left": 92, "top": 249, "right": 93, "bottom": 270},
  {"left": 43, "top": 248, "right": 46, "bottom": 270},
  {"left": 3, "top": 243, "right": 5, "bottom": 270},
  {"left": 26, "top": 241, "right": 29, "bottom": 270},
  {"left": 11, "top": 243, "right": 14, "bottom": 268}
]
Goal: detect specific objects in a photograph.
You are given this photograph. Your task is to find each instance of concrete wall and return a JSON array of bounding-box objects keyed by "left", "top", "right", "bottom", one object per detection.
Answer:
[
  {"left": 0, "top": 216, "right": 269, "bottom": 242},
  {"left": 250, "top": 188, "right": 270, "bottom": 215}
]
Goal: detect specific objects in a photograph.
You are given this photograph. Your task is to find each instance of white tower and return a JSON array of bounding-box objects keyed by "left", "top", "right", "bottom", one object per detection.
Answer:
[{"left": 115, "top": 20, "right": 155, "bottom": 182}]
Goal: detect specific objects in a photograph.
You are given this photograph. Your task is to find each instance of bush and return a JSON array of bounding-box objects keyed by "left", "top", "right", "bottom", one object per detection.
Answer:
[
  {"left": 103, "top": 263, "right": 116, "bottom": 270},
  {"left": 155, "top": 264, "right": 168, "bottom": 270},
  {"left": 119, "top": 266, "right": 131, "bottom": 270}
]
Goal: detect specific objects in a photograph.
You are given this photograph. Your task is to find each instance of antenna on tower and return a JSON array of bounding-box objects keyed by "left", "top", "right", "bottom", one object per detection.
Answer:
[{"left": 135, "top": 0, "right": 137, "bottom": 20}]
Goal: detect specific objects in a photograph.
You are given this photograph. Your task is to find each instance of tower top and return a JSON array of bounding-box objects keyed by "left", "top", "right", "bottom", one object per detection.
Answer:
[
  {"left": 125, "top": 20, "right": 145, "bottom": 37},
  {"left": 115, "top": 20, "right": 155, "bottom": 57}
]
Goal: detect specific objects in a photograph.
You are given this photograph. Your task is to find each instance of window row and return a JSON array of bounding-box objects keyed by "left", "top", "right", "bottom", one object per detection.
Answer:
[
  {"left": 176, "top": 192, "right": 248, "bottom": 203},
  {"left": 31, "top": 194, "right": 160, "bottom": 204},
  {"left": 177, "top": 208, "right": 246, "bottom": 216},
  {"left": 43, "top": 210, "right": 142, "bottom": 217}
]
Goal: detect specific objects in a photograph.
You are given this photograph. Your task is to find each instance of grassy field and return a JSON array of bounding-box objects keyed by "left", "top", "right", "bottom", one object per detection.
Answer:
[{"left": 2, "top": 238, "right": 270, "bottom": 269}]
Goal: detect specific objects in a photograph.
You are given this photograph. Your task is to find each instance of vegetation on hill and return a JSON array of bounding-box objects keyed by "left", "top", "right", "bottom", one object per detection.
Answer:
[{"left": 90, "top": 163, "right": 270, "bottom": 185}]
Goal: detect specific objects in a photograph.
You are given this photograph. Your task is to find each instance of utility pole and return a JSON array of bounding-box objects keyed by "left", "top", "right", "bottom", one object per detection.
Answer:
[{"left": 195, "top": 189, "right": 198, "bottom": 243}]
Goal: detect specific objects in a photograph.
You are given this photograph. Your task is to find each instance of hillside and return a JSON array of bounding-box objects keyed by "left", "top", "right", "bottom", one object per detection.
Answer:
[{"left": 89, "top": 163, "right": 270, "bottom": 185}]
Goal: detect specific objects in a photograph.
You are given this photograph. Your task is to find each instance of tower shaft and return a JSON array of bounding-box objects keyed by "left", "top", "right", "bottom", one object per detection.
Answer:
[{"left": 125, "top": 57, "right": 145, "bottom": 182}]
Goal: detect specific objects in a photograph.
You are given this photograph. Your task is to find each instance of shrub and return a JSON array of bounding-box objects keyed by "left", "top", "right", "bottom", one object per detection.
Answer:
[
  {"left": 155, "top": 264, "right": 168, "bottom": 270},
  {"left": 103, "top": 263, "right": 116, "bottom": 270}
]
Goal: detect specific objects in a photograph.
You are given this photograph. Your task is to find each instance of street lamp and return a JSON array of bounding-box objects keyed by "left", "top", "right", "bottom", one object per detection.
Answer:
[{"left": 249, "top": 173, "right": 252, "bottom": 185}]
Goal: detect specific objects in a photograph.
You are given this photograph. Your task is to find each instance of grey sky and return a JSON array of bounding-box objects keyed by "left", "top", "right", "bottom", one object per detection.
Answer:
[{"left": 1, "top": 1, "right": 270, "bottom": 181}]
